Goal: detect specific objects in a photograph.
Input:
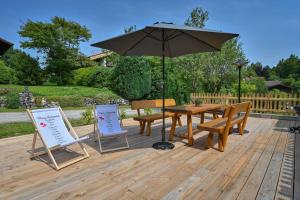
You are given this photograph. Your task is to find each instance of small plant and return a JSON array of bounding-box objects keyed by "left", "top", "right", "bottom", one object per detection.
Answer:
[
  {"left": 194, "top": 98, "right": 203, "bottom": 107},
  {"left": 80, "top": 108, "right": 94, "bottom": 125},
  {"left": 144, "top": 108, "right": 153, "bottom": 115},
  {"left": 120, "top": 109, "right": 127, "bottom": 120},
  {"left": 6, "top": 92, "right": 20, "bottom": 109}
]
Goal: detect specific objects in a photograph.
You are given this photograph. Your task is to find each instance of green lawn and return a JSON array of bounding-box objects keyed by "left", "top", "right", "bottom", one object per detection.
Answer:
[
  {"left": 0, "top": 105, "right": 131, "bottom": 112},
  {"left": 0, "top": 84, "right": 117, "bottom": 97},
  {"left": 0, "top": 119, "right": 93, "bottom": 139}
]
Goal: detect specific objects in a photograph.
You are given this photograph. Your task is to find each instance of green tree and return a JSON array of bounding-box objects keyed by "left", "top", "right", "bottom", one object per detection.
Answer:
[
  {"left": 273, "top": 54, "right": 300, "bottom": 80},
  {"left": 19, "top": 16, "right": 91, "bottom": 85},
  {"left": 179, "top": 7, "right": 245, "bottom": 93},
  {"left": 184, "top": 7, "right": 209, "bottom": 28},
  {"left": 248, "top": 62, "right": 271, "bottom": 80},
  {"left": 124, "top": 25, "right": 136, "bottom": 33},
  {"left": 200, "top": 38, "right": 245, "bottom": 93},
  {"left": 0, "top": 60, "right": 15, "bottom": 84},
  {"left": 2, "top": 49, "right": 43, "bottom": 85},
  {"left": 112, "top": 56, "right": 151, "bottom": 101}
]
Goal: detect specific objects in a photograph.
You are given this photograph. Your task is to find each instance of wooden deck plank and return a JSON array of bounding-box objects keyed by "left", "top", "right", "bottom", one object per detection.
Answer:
[
  {"left": 193, "top": 119, "right": 279, "bottom": 200},
  {"left": 0, "top": 117, "right": 297, "bottom": 200},
  {"left": 256, "top": 120, "right": 290, "bottom": 200},
  {"left": 162, "top": 118, "right": 270, "bottom": 200},
  {"left": 235, "top": 120, "right": 287, "bottom": 200},
  {"left": 215, "top": 120, "right": 288, "bottom": 200}
]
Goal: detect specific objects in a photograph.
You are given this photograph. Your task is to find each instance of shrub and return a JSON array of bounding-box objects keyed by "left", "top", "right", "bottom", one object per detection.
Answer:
[
  {"left": 113, "top": 56, "right": 151, "bottom": 101},
  {"left": 6, "top": 92, "right": 20, "bottom": 109},
  {"left": 87, "top": 67, "right": 113, "bottom": 88},
  {"left": 73, "top": 67, "right": 97, "bottom": 86},
  {"left": 0, "top": 60, "right": 15, "bottom": 84},
  {"left": 80, "top": 108, "right": 94, "bottom": 125}
]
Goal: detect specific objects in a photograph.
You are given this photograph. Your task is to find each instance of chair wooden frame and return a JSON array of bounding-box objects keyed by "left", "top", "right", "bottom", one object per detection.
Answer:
[
  {"left": 27, "top": 107, "right": 89, "bottom": 170},
  {"left": 198, "top": 102, "right": 251, "bottom": 152},
  {"left": 94, "top": 104, "right": 129, "bottom": 153}
]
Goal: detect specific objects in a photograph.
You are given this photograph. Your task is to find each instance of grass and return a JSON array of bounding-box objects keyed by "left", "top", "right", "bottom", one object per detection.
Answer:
[
  {"left": 0, "top": 84, "right": 117, "bottom": 97},
  {"left": 0, "top": 119, "right": 93, "bottom": 139}
]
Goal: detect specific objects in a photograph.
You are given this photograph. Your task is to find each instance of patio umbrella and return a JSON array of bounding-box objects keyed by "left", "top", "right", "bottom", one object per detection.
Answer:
[
  {"left": 0, "top": 37, "right": 13, "bottom": 55},
  {"left": 92, "top": 22, "right": 238, "bottom": 150}
]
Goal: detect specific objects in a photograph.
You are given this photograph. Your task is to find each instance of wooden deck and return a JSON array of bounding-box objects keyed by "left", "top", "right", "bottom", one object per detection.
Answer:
[{"left": 0, "top": 116, "right": 299, "bottom": 200}]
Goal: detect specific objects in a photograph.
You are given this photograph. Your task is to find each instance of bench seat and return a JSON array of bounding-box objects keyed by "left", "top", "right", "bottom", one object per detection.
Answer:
[
  {"left": 131, "top": 99, "right": 182, "bottom": 136},
  {"left": 133, "top": 112, "right": 177, "bottom": 122},
  {"left": 197, "top": 115, "right": 244, "bottom": 133}
]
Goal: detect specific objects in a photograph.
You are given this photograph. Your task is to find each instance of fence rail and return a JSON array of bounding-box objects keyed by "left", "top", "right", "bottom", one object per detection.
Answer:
[{"left": 191, "top": 93, "right": 300, "bottom": 115}]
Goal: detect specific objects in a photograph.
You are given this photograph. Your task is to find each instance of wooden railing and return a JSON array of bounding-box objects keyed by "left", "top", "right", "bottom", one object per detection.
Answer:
[{"left": 191, "top": 93, "right": 300, "bottom": 115}]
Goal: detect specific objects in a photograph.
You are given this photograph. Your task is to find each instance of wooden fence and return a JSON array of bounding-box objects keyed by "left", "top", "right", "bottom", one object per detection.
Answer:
[{"left": 191, "top": 93, "right": 300, "bottom": 115}]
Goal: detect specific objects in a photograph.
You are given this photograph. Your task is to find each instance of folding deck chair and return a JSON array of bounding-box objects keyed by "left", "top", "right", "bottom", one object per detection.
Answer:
[
  {"left": 27, "top": 107, "right": 89, "bottom": 170},
  {"left": 94, "top": 104, "right": 129, "bottom": 153}
]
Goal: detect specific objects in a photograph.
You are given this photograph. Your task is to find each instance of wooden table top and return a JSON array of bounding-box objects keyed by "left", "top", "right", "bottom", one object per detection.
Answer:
[{"left": 164, "top": 104, "right": 223, "bottom": 115}]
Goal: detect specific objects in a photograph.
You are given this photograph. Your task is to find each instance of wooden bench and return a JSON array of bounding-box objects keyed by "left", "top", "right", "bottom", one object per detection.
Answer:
[
  {"left": 131, "top": 99, "right": 182, "bottom": 136},
  {"left": 197, "top": 102, "right": 251, "bottom": 152}
]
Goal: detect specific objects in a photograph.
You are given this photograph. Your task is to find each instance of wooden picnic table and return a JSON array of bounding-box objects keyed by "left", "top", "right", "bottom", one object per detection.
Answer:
[{"left": 165, "top": 104, "right": 224, "bottom": 145}]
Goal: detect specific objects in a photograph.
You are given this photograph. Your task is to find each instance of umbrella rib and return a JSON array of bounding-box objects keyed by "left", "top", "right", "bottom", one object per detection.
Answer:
[
  {"left": 179, "top": 31, "right": 220, "bottom": 51},
  {"left": 166, "top": 32, "right": 183, "bottom": 42},
  {"left": 142, "top": 30, "right": 162, "bottom": 42},
  {"left": 122, "top": 29, "right": 156, "bottom": 55},
  {"left": 165, "top": 30, "right": 178, "bottom": 40}
]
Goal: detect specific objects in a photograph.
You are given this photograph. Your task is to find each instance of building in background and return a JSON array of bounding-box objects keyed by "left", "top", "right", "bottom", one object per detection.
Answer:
[
  {"left": 265, "top": 80, "right": 292, "bottom": 93},
  {"left": 89, "top": 50, "right": 113, "bottom": 67},
  {"left": 0, "top": 37, "right": 13, "bottom": 55}
]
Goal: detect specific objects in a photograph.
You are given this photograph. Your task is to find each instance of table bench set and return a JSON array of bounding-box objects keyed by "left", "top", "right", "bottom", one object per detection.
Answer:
[{"left": 132, "top": 99, "right": 251, "bottom": 152}]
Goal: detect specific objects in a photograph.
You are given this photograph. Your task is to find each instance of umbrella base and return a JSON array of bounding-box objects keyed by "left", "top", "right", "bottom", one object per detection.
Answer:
[
  {"left": 152, "top": 141, "right": 174, "bottom": 150},
  {"left": 232, "top": 128, "right": 249, "bottom": 134}
]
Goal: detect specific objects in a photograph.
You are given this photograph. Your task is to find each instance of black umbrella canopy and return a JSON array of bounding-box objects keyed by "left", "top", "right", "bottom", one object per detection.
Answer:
[
  {"left": 0, "top": 37, "right": 13, "bottom": 55},
  {"left": 91, "top": 22, "right": 238, "bottom": 57}
]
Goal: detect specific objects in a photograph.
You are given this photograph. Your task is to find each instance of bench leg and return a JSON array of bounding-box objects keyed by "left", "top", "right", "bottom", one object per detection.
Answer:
[
  {"left": 146, "top": 122, "right": 152, "bottom": 136},
  {"left": 139, "top": 121, "right": 145, "bottom": 135},
  {"left": 238, "top": 123, "right": 243, "bottom": 135},
  {"left": 177, "top": 116, "right": 182, "bottom": 127},
  {"left": 169, "top": 115, "right": 177, "bottom": 141},
  {"left": 213, "top": 113, "right": 219, "bottom": 119},
  {"left": 240, "top": 116, "right": 249, "bottom": 135},
  {"left": 218, "top": 134, "right": 224, "bottom": 152},
  {"left": 206, "top": 132, "right": 213, "bottom": 149}
]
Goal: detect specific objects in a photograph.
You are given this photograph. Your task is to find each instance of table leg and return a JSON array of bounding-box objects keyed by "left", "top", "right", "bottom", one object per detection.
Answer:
[
  {"left": 169, "top": 113, "right": 178, "bottom": 141},
  {"left": 200, "top": 112, "right": 205, "bottom": 124},
  {"left": 187, "top": 114, "right": 194, "bottom": 145}
]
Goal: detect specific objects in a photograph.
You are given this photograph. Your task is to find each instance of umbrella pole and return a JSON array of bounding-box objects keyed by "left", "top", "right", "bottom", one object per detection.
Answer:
[{"left": 152, "top": 29, "right": 174, "bottom": 150}]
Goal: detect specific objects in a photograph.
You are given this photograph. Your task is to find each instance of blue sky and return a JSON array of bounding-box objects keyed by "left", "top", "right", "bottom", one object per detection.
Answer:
[{"left": 1, "top": 0, "right": 299, "bottom": 67}]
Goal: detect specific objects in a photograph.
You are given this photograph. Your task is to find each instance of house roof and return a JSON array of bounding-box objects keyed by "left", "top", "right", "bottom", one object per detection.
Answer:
[
  {"left": 89, "top": 51, "right": 113, "bottom": 61},
  {"left": 265, "top": 80, "right": 292, "bottom": 89},
  {"left": 0, "top": 37, "right": 13, "bottom": 55}
]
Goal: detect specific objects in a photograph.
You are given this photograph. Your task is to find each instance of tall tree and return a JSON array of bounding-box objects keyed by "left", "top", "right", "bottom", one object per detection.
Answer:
[
  {"left": 273, "top": 54, "right": 300, "bottom": 80},
  {"left": 2, "top": 48, "right": 43, "bottom": 85},
  {"left": 248, "top": 62, "right": 271, "bottom": 80},
  {"left": 124, "top": 25, "right": 136, "bottom": 33},
  {"left": 184, "top": 7, "right": 209, "bottom": 28},
  {"left": 178, "top": 7, "right": 245, "bottom": 93},
  {"left": 19, "top": 16, "right": 91, "bottom": 85}
]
